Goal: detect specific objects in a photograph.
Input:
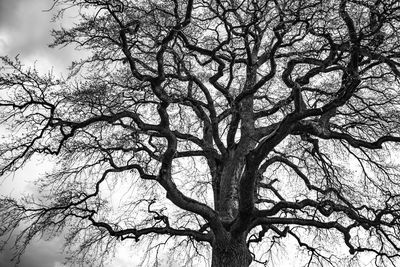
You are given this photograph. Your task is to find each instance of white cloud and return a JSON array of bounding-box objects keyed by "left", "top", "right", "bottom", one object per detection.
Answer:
[
  {"left": 0, "top": 35, "right": 8, "bottom": 54},
  {"left": 0, "top": 0, "right": 83, "bottom": 75}
]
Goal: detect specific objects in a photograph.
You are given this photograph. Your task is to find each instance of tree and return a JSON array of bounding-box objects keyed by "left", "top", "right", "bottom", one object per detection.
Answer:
[{"left": 1, "top": 0, "right": 400, "bottom": 266}]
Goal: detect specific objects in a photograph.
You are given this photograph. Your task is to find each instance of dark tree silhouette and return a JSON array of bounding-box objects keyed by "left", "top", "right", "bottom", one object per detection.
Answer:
[{"left": 2, "top": 0, "right": 400, "bottom": 266}]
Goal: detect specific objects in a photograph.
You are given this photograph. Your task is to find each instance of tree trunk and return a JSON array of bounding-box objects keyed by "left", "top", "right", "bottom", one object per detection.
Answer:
[{"left": 211, "top": 238, "right": 252, "bottom": 267}]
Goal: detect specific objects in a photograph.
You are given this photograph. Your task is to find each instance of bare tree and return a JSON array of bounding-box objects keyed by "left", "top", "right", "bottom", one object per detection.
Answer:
[{"left": 2, "top": 0, "right": 400, "bottom": 266}]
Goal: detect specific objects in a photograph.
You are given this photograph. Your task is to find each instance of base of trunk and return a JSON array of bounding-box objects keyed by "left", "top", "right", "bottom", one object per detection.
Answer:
[{"left": 211, "top": 239, "right": 252, "bottom": 267}]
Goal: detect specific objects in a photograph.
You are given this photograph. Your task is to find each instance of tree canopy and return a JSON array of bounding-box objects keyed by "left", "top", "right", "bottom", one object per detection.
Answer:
[{"left": 2, "top": 0, "right": 400, "bottom": 266}]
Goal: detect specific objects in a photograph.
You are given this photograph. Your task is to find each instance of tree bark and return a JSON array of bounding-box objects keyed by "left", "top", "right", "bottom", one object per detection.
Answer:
[{"left": 211, "top": 238, "right": 252, "bottom": 267}]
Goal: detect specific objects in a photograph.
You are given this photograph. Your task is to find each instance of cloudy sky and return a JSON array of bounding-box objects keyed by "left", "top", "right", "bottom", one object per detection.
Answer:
[
  {"left": 0, "top": 1, "right": 78, "bottom": 266},
  {"left": 0, "top": 1, "right": 131, "bottom": 266},
  {"left": 0, "top": 1, "right": 169, "bottom": 266},
  {"left": 0, "top": 0, "right": 78, "bottom": 73}
]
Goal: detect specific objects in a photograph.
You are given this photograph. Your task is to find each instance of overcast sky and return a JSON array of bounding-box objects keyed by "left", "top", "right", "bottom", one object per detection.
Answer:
[
  {"left": 0, "top": 1, "right": 116, "bottom": 266},
  {"left": 0, "top": 0, "right": 76, "bottom": 266},
  {"left": 0, "top": 0, "right": 79, "bottom": 73},
  {"left": 0, "top": 1, "right": 166, "bottom": 266}
]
